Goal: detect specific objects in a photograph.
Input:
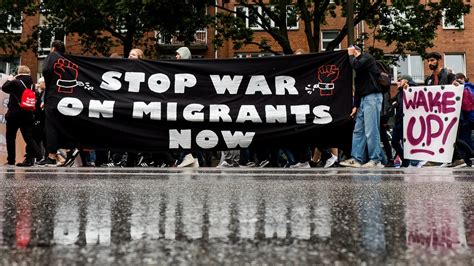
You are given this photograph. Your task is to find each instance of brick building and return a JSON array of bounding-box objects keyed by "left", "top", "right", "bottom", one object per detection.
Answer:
[{"left": 1, "top": 1, "right": 472, "bottom": 83}]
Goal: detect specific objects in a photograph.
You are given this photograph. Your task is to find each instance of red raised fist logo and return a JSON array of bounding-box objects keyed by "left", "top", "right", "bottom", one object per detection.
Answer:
[
  {"left": 54, "top": 58, "right": 79, "bottom": 93},
  {"left": 317, "top": 65, "right": 339, "bottom": 96}
]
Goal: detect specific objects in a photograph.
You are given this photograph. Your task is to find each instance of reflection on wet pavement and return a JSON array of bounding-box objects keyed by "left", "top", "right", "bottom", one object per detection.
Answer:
[{"left": 0, "top": 168, "right": 472, "bottom": 264}]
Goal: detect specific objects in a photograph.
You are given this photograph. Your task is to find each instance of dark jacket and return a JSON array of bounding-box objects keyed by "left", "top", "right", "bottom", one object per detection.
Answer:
[
  {"left": 350, "top": 53, "right": 380, "bottom": 107},
  {"left": 391, "top": 79, "right": 417, "bottom": 124},
  {"left": 424, "top": 68, "right": 456, "bottom": 86},
  {"left": 1, "top": 74, "right": 35, "bottom": 119}
]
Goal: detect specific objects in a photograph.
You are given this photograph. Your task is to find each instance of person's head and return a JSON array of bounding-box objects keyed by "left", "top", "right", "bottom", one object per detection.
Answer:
[
  {"left": 455, "top": 72, "right": 468, "bottom": 83},
  {"left": 176, "top": 47, "right": 191, "bottom": 60},
  {"left": 424, "top": 52, "right": 442, "bottom": 71},
  {"left": 110, "top": 53, "right": 122, "bottom": 58},
  {"left": 128, "top": 48, "right": 144, "bottom": 60},
  {"left": 51, "top": 40, "right": 66, "bottom": 54},
  {"left": 36, "top": 77, "right": 45, "bottom": 91},
  {"left": 17, "top": 65, "right": 30, "bottom": 75},
  {"left": 294, "top": 49, "right": 306, "bottom": 55},
  {"left": 397, "top": 74, "right": 412, "bottom": 87}
]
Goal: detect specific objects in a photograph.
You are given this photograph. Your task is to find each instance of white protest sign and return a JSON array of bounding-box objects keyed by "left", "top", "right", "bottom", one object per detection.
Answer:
[{"left": 403, "top": 85, "right": 463, "bottom": 163}]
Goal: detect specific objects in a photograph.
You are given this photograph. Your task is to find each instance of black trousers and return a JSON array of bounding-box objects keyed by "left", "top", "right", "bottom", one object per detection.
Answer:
[{"left": 6, "top": 115, "right": 42, "bottom": 164}]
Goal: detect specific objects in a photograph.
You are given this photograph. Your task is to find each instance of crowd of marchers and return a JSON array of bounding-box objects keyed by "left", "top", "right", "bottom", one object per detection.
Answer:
[{"left": 2, "top": 42, "right": 473, "bottom": 168}]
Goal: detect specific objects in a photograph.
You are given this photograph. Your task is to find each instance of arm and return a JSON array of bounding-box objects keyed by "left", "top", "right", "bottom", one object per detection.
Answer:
[
  {"left": 1, "top": 80, "right": 17, "bottom": 94},
  {"left": 349, "top": 54, "right": 372, "bottom": 71}
]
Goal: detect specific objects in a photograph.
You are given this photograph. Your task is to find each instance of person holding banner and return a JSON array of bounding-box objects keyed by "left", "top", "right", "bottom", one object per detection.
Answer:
[
  {"left": 1, "top": 65, "right": 43, "bottom": 166},
  {"left": 37, "top": 40, "right": 69, "bottom": 166},
  {"left": 340, "top": 45, "right": 386, "bottom": 168},
  {"left": 175, "top": 47, "right": 200, "bottom": 168}
]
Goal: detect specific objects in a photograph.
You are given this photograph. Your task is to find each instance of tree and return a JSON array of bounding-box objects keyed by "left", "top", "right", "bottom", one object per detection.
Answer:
[
  {"left": 211, "top": 0, "right": 470, "bottom": 58},
  {"left": 0, "top": 0, "right": 37, "bottom": 59},
  {"left": 39, "top": 0, "right": 210, "bottom": 57}
]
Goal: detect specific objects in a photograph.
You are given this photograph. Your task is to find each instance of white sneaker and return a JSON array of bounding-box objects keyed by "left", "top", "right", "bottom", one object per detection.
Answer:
[
  {"left": 216, "top": 161, "right": 237, "bottom": 168},
  {"left": 416, "top": 160, "right": 428, "bottom": 168},
  {"left": 177, "top": 154, "right": 196, "bottom": 168},
  {"left": 324, "top": 154, "right": 338, "bottom": 168},
  {"left": 340, "top": 158, "right": 362, "bottom": 168},
  {"left": 361, "top": 160, "right": 384, "bottom": 168},
  {"left": 191, "top": 158, "right": 199, "bottom": 168},
  {"left": 290, "top": 161, "right": 310, "bottom": 168}
]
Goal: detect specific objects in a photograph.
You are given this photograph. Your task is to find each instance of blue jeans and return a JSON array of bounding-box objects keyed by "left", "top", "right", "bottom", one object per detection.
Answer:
[{"left": 351, "top": 93, "right": 385, "bottom": 163}]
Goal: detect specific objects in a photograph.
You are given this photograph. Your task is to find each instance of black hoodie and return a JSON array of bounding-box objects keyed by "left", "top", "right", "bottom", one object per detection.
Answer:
[
  {"left": 350, "top": 52, "right": 380, "bottom": 108},
  {"left": 1, "top": 74, "right": 35, "bottom": 119}
]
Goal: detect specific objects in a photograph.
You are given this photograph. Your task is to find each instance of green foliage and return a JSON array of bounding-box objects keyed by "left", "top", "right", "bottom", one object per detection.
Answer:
[
  {"left": 0, "top": 0, "right": 38, "bottom": 58},
  {"left": 39, "top": 0, "right": 210, "bottom": 57},
  {"left": 212, "top": 0, "right": 470, "bottom": 58}
]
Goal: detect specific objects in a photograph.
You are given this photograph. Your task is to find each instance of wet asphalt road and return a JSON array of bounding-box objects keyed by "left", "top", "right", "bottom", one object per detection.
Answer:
[{"left": 0, "top": 167, "right": 472, "bottom": 265}]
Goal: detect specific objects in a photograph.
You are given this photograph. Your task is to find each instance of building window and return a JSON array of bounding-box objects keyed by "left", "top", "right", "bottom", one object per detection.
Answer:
[
  {"left": 235, "top": 6, "right": 249, "bottom": 28},
  {"left": 0, "top": 58, "right": 20, "bottom": 75},
  {"left": 442, "top": 11, "right": 464, "bottom": 30},
  {"left": 444, "top": 54, "right": 465, "bottom": 74},
  {"left": 321, "top": 31, "right": 340, "bottom": 51},
  {"left": 1, "top": 14, "right": 22, "bottom": 33},
  {"left": 37, "top": 28, "right": 66, "bottom": 58},
  {"left": 392, "top": 55, "right": 424, "bottom": 83},
  {"left": 235, "top": 5, "right": 298, "bottom": 30},
  {"left": 286, "top": 5, "right": 298, "bottom": 29}
]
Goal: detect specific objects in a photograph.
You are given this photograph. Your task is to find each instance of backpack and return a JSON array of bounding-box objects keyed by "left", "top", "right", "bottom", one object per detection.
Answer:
[
  {"left": 18, "top": 80, "right": 36, "bottom": 111},
  {"left": 462, "top": 82, "right": 474, "bottom": 122},
  {"left": 375, "top": 60, "right": 391, "bottom": 93}
]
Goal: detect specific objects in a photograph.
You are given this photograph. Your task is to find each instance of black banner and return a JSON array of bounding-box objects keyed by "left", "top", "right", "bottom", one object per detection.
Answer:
[{"left": 43, "top": 51, "right": 353, "bottom": 152}]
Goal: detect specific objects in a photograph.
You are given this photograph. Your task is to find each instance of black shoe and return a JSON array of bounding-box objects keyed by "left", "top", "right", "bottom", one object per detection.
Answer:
[
  {"left": 309, "top": 160, "right": 324, "bottom": 168},
  {"left": 385, "top": 160, "right": 395, "bottom": 168},
  {"left": 37, "top": 157, "right": 57, "bottom": 167},
  {"left": 16, "top": 158, "right": 35, "bottom": 167},
  {"left": 63, "top": 148, "right": 80, "bottom": 167}
]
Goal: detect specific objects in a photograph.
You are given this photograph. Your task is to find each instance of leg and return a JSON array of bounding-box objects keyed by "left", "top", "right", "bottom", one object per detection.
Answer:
[
  {"left": 363, "top": 93, "right": 384, "bottom": 163},
  {"left": 5, "top": 120, "right": 20, "bottom": 165},
  {"left": 351, "top": 100, "right": 368, "bottom": 163}
]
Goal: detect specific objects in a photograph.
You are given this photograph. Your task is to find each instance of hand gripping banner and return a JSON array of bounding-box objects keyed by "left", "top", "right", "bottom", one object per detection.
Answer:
[{"left": 42, "top": 51, "right": 353, "bottom": 152}]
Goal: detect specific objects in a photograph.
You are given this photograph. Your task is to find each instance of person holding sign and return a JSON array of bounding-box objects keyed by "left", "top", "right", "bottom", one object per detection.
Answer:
[
  {"left": 340, "top": 45, "right": 386, "bottom": 168},
  {"left": 418, "top": 52, "right": 458, "bottom": 167},
  {"left": 391, "top": 75, "right": 418, "bottom": 167}
]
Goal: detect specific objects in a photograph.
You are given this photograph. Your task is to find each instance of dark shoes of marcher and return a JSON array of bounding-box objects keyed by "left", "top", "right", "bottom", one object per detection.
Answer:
[
  {"left": 63, "top": 148, "right": 80, "bottom": 167},
  {"left": 37, "top": 157, "right": 57, "bottom": 167},
  {"left": 16, "top": 158, "right": 35, "bottom": 167}
]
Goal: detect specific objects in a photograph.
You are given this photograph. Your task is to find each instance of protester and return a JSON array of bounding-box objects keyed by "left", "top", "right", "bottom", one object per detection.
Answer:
[
  {"left": 456, "top": 73, "right": 474, "bottom": 151},
  {"left": 451, "top": 73, "right": 474, "bottom": 167},
  {"left": 416, "top": 52, "right": 458, "bottom": 167},
  {"left": 37, "top": 40, "right": 73, "bottom": 166},
  {"left": 391, "top": 75, "right": 417, "bottom": 167},
  {"left": 1, "top": 65, "right": 43, "bottom": 166},
  {"left": 424, "top": 52, "right": 456, "bottom": 86},
  {"left": 340, "top": 45, "right": 386, "bottom": 168},
  {"left": 32, "top": 77, "right": 47, "bottom": 160},
  {"left": 175, "top": 47, "right": 200, "bottom": 168}
]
